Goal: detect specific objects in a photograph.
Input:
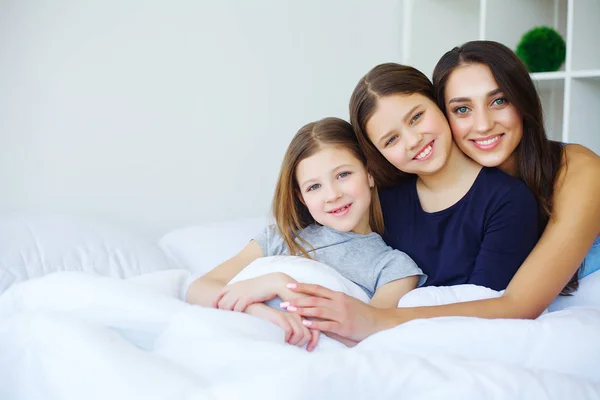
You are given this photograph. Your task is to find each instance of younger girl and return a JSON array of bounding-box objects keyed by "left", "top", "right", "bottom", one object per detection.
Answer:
[{"left": 185, "top": 117, "right": 425, "bottom": 351}]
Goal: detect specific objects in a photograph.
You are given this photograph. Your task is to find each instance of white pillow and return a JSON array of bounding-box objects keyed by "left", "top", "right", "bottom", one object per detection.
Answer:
[
  {"left": 548, "top": 270, "right": 600, "bottom": 312},
  {"left": 159, "top": 216, "right": 268, "bottom": 277},
  {"left": 0, "top": 213, "right": 177, "bottom": 294},
  {"left": 229, "top": 255, "right": 370, "bottom": 304},
  {"left": 397, "top": 284, "right": 502, "bottom": 308}
]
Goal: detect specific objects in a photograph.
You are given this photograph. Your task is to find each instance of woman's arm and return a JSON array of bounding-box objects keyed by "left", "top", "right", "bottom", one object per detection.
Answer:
[
  {"left": 289, "top": 145, "right": 600, "bottom": 341},
  {"left": 185, "top": 240, "right": 263, "bottom": 307}
]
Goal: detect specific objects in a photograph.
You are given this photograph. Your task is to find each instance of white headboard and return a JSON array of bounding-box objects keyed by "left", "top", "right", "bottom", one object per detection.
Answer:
[{"left": 0, "top": 0, "right": 404, "bottom": 238}]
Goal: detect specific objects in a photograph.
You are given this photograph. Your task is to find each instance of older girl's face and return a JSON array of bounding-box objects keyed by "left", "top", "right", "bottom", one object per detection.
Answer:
[
  {"left": 365, "top": 93, "right": 453, "bottom": 177},
  {"left": 444, "top": 63, "right": 523, "bottom": 170}
]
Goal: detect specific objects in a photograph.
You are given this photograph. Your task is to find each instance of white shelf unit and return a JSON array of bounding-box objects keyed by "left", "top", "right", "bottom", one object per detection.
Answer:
[{"left": 402, "top": 0, "right": 600, "bottom": 155}]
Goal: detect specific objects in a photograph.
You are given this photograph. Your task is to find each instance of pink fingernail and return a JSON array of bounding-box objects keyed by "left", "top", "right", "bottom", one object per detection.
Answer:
[
  {"left": 302, "top": 320, "right": 312, "bottom": 326},
  {"left": 280, "top": 302, "right": 289, "bottom": 308},
  {"left": 287, "top": 283, "right": 297, "bottom": 289},
  {"left": 287, "top": 306, "right": 297, "bottom": 312}
]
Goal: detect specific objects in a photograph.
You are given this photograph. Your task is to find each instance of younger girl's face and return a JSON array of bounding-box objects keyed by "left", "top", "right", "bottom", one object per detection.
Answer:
[
  {"left": 296, "top": 145, "right": 374, "bottom": 234},
  {"left": 444, "top": 63, "right": 523, "bottom": 170},
  {"left": 365, "top": 93, "right": 453, "bottom": 176}
]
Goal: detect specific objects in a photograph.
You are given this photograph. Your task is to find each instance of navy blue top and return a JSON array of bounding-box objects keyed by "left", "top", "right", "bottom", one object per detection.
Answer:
[{"left": 379, "top": 167, "right": 540, "bottom": 291}]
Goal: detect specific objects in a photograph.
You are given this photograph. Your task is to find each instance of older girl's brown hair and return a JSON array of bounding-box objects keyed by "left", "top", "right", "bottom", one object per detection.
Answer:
[
  {"left": 432, "top": 40, "right": 576, "bottom": 294},
  {"left": 272, "top": 117, "right": 384, "bottom": 258},
  {"left": 349, "top": 63, "right": 435, "bottom": 188}
]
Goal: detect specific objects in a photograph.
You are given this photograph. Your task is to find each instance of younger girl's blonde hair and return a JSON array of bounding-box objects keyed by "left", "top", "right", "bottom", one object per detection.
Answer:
[{"left": 272, "top": 117, "right": 384, "bottom": 259}]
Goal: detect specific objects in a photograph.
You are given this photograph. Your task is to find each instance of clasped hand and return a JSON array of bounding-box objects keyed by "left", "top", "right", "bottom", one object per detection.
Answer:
[{"left": 212, "top": 273, "right": 320, "bottom": 350}]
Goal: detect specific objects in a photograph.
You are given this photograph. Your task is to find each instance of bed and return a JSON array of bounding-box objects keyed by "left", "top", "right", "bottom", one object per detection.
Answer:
[{"left": 1, "top": 213, "right": 599, "bottom": 399}]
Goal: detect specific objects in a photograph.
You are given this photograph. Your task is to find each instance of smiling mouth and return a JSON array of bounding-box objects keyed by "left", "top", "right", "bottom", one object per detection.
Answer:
[
  {"left": 413, "top": 141, "right": 434, "bottom": 160},
  {"left": 471, "top": 134, "right": 504, "bottom": 147},
  {"left": 327, "top": 203, "right": 352, "bottom": 215}
]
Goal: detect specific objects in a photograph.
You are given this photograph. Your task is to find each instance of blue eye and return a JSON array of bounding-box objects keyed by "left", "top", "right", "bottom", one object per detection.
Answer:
[
  {"left": 493, "top": 98, "right": 507, "bottom": 106},
  {"left": 385, "top": 135, "right": 398, "bottom": 147},
  {"left": 306, "top": 183, "right": 320, "bottom": 192},
  {"left": 454, "top": 106, "right": 469, "bottom": 115},
  {"left": 337, "top": 171, "right": 351, "bottom": 179},
  {"left": 410, "top": 112, "right": 423, "bottom": 125}
]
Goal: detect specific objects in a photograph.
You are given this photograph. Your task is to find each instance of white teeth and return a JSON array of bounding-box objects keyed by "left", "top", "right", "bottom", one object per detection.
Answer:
[
  {"left": 475, "top": 136, "right": 500, "bottom": 145},
  {"left": 415, "top": 144, "right": 432, "bottom": 160},
  {"left": 331, "top": 205, "right": 349, "bottom": 214}
]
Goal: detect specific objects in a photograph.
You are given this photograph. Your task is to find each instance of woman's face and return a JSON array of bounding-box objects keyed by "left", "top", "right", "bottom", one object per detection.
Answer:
[
  {"left": 444, "top": 63, "right": 523, "bottom": 170},
  {"left": 365, "top": 93, "right": 453, "bottom": 176}
]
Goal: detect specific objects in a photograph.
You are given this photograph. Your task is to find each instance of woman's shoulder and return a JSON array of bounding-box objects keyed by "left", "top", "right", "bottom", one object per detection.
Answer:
[
  {"left": 557, "top": 144, "right": 600, "bottom": 190},
  {"left": 562, "top": 143, "right": 599, "bottom": 165}
]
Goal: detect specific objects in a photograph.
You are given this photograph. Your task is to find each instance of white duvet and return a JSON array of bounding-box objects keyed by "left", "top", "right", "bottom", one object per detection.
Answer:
[{"left": 0, "top": 260, "right": 599, "bottom": 400}]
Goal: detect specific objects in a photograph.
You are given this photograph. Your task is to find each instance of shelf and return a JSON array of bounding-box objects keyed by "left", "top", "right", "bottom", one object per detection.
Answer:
[
  {"left": 569, "top": 78, "right": 600, "bottom": 154},
  {"left": 571, "top": 70, "right": 600, "bottom": 79},
  {"left": 536, "top": 78, "right": 564, "bottom": 142},
  {"left": 571, "top": 0, "right": 600, "bottom": 71},
  {"left": 485, "top": 0, "right": 567, "bottom": 70},
  {"left": 404, "top": 0, "right": 600, "bottom": 147},
  {"left": 531, "top": 71, "right": 567, "bottom": 80}
]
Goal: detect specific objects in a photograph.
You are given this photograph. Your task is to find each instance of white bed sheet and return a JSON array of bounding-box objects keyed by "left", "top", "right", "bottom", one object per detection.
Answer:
[{"left": 0, "top": 270, "right": 599, "bottom": 400}]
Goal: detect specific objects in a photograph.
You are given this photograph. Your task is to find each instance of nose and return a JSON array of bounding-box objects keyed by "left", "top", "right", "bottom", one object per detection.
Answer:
[
  {"left": 473, "top": 108, "right": 493, "bottom": 134},
  {"left": 405, "top": 130, "right": 424, "bottom": 151},
  {"left": 325, "top": 183, "right": 342, "bottom": 203}
]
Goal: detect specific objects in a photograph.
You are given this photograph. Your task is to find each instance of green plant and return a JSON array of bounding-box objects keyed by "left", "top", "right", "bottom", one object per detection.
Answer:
[{"left": 515, "top": 26, "right": 566, "bottom": 73}]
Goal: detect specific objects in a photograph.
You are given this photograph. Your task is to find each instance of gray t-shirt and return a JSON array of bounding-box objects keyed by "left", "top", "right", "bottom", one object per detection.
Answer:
[{"left": 254, "top": 224, "right": 426, "bottom": 298}]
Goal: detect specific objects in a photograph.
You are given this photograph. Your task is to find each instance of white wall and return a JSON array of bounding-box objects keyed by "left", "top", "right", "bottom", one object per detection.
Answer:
[{"left": 0, "top": 0, "right": 404, "bottom": 238}]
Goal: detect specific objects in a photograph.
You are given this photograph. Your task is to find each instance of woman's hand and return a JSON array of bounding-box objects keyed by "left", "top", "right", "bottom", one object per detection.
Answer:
[
  {"left": 213, "top": 272, "right": 295, "bottom": 312},
  {"left": 245, "top": 303, "right": 320, "bottom": 351},
  {"left": 282, "top": 283, "right": 390, "bottom": 342}
]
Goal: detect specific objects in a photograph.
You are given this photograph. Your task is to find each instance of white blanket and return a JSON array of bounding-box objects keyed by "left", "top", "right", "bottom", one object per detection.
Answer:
[{"left": 1, "top": 270, "right": 599, "bottom": 400}]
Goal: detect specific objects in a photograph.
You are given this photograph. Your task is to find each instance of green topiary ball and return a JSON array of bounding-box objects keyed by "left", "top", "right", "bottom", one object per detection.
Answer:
[{"left": 515, "top": 26, "right": 566, "bottom": 73}]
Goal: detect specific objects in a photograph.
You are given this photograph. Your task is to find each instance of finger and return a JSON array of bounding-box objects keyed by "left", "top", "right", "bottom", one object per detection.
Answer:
[
  {"left": 290, "top": 306, "right": 337, "bottom": 322},
  {"left": 278, "top": 316, "right": 292, "bottom": 343},
  {"left": 233, "top": 297, "right": 249, "bottom": 313},
  {"left": 300, "top": 319, "right": 341, "bottom": 335},
  {"left": 287, "top": 317, "right": 304, "bottom": 346},
  {"left": 298, "top": 325, "right": 312, "bottom": 348},
  {"left": 286, "top": 296, "right": 333, "bottom": 309},
  {"left": 218, "top": 294, "right": 237, "bottom": 311},
  {"left": 306, "top": 329, "right": 320, "bottom": 352},
  {"left": 212, "top": 289, "right": 227, "bottom": 309},
  {"left": 287, "top": 283, "right": 335, "bottom": 299}
]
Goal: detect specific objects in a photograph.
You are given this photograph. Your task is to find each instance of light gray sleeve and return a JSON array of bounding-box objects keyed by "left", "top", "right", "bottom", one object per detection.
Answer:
[
  {"left": 374, "top": 249, "right": 427, "bottom": 290},
  {"left": 253, "top": 225, "right": 288, "bottom": 256}
]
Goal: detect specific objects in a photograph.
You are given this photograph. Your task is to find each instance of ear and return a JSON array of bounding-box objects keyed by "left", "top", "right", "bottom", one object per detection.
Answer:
[{"left": 368, "top": 173, "right": 375, "bottom": 188}]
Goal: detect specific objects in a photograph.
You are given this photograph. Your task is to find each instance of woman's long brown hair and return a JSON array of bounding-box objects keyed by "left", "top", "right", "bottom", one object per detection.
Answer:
[
  {"left": 432, "top": 40, "right": 577, "bottom": 294},
  {"left": 272, "top": 117, "right": 384, "bottom": 258}
]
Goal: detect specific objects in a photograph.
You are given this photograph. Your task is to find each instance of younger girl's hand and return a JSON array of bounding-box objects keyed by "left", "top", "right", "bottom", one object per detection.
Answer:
[
  {"left": 213, "top": 276, "right": 277, "bottom": 312},
  {"left": 246, "top": 304, "right": 320, "bottom": 351},
  {"left": 213, "top": 273, "right": 296, "bottom": 312}
]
